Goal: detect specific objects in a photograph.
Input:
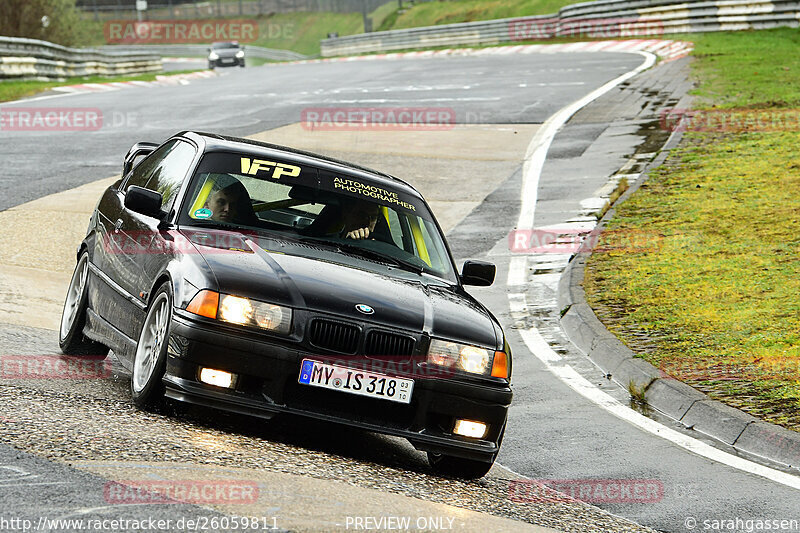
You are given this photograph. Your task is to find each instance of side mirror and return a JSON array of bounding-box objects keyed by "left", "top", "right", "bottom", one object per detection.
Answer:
[
  {"left": 123, "top": 141, "right": 158, "bottom": 177},
  {"left": 125, "top": 186, "right": 163, "bottom": 219},
  {"left": 461, "top": 260, "right": 495, "bottom": 287}
]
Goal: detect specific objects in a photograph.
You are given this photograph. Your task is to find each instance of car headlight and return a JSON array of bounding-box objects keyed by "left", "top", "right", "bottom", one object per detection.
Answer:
[
  {"left": 235, "top": 50, "right": 244, "bottom": 58},
  {"left": 186, "top": 290, "right": 291, "bottom": 334},
  {"left": 427, "top": 339, "right": 491, "bottom": 375},
  {"left": 208, "top": 52, "right": 219, "bottom": 60},
  {"left": 427, "top": 339, "right": 510, "bottom": 378}
]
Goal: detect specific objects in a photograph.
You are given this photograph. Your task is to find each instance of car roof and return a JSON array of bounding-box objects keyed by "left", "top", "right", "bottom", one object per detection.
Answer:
[{"left": 177, "top": 131, "right": 424, "bottom": 199}]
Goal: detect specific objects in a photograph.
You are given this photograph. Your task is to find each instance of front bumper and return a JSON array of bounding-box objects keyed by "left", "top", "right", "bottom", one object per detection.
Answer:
[
  {"left": 164, "top": 314, "right": 512, "bottom": 462},
  {"left": 209, "top": 57, "right": 244, "bottom": 67}
]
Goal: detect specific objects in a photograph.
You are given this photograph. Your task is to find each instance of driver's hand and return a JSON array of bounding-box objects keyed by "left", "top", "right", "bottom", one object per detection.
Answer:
[{"left": 345, "top": 227, "right": 371, "bottom": 240}]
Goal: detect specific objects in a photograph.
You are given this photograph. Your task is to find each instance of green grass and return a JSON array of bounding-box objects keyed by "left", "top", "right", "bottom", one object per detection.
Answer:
[
  {"left": 0, "top": 70, "right": 200, "bottom": 103},
  {"left": 689, "top": 28, "right": 800, "bottom": 109},
  {"left": 251, "top": 12, "right": 364, "bottom": 56},
  {"left": 370, "top": 1, "right": 402, "bottom": 31},
  {"left": 584, "top": 28, "right": 800, "bottom": 430},
  {"left": 387, "top": 0, "right": 576, "bottom": 29}
]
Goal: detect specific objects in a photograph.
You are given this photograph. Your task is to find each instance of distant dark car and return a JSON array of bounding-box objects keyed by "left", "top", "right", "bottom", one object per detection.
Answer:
[
  {"left": 59, "top": 131, "right": 512, "bottom": 478},
  {"left": 208, "top": 41, "right": 245, "bottom": 68}
]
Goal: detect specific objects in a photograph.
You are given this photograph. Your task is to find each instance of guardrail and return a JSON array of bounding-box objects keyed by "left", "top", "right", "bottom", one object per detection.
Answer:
[
  {"left": 0, "top": 36, "right": 161, "bottom": 80},
  {"left": 321, "top": 0, "right": 800, "bottom": 57},
  {"left": 99, "top": 44, "right": 307, "bottom": 62},
  {"left": 78, "top": 0, "right": 396, "bottom": 19}
]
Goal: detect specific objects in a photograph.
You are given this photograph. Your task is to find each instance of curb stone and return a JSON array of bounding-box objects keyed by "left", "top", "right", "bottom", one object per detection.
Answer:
[{"left": 556, "top": 102, "right": 800, "bottom": 474}]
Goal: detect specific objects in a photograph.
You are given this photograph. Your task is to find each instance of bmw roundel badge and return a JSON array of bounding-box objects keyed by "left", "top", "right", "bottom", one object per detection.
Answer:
[{"left": 355, "top": 304, "right": 374, "bottom": 315}]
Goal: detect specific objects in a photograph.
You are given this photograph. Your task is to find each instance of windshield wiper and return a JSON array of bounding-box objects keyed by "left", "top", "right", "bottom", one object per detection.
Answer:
[
  {"left": 183, "top": 220, "right": 246, "bottom": 231},
  {"left": 336, "top": 243, "right": 425, "bottom": 274},
  {"left": 295, "top": 236, "right": 425, "bottom": 274},
  {"left": 295, "top": 235, "right": 346, "bottom": 251}
]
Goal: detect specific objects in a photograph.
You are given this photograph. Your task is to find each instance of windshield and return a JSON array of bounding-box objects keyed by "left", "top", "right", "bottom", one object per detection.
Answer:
[
  {"left": 212, "top": 42, "right": 240, "bottom": 49},
  {"left": 178, "top": 151, "right": 456, "bottom": 281}
]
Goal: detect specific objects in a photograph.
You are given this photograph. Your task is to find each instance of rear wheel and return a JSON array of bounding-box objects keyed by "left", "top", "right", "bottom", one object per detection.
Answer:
[
  {"left": 131, "top": 283, "right": 172, "bottom": 410},
  {"left": 59, "top": 252, "right": 109, "bottom": 356},
  {"left": 427, "top": 452, "right": 494, "bottom": 480}
]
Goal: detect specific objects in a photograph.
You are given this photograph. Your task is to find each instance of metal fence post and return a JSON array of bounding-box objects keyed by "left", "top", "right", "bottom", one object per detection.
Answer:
[{"left": 362, "top": 0, "right": 372, "bottom": 32}]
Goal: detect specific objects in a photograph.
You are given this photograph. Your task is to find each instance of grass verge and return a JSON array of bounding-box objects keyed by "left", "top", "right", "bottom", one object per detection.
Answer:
[
  {"left": 386, "top": 0, "right": 576, "bottom": 30},
  {"left": 0, "top": 70, "right": 201, "bottom": 104},
  {"left": 584, "top": 28, "right": 800, "bottom": 430}
]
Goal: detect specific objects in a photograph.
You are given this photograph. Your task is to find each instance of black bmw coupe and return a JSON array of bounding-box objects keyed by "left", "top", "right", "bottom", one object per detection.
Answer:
[{"left": 59, "top": 131, "right": 512, "bottom": 478}]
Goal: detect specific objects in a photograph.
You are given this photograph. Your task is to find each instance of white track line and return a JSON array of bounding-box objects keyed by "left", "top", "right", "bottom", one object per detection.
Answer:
[
  {"left": 505, "top": 51, "right": 800, "bottom": 491},
  {"left": 515, "top": 51, "right": 656, "bottom": 233},
  {"left": 520, "top": 328, "right": 800, "bottom": 490}
]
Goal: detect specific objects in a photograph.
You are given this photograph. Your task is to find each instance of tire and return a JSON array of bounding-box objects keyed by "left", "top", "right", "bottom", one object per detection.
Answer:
[
  {"left": 427, "top": 452, "right": 494, "bottom": 480},
  {"left": 131, "top": 282, "right": 172, "bottom": 410},
  {"left": 59, "top": 252, "right": 109, "bottom": 356}
]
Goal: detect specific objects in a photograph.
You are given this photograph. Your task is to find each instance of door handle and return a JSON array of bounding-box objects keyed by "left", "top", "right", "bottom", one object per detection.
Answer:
[{"left": 114, "top": 219, "right": 123, "bottom": 232}]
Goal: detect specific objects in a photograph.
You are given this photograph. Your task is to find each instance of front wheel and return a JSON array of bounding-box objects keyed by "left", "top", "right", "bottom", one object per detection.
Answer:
[
  {"left": 427, "top": 452, "right": 494, "bottom": 479},
  {"left": 59, "top": 252, "right": 109, "bottom": 356},
  {"left": 131, "top": 283, "right": 172, "bottom": 410}
]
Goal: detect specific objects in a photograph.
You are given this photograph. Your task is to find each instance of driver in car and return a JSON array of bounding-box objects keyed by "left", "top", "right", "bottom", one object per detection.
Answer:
[
  {"left": 341, "top": 199, "right": 380, "bottom": 240},
  {"left": 204, "top": 176, "right": 258, "bottom": 225},
  {"left": 304, "top": 198, "right": 381, "bottom": 240}
]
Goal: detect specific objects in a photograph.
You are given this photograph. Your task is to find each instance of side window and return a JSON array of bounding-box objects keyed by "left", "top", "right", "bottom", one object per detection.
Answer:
[
  {"left": 145, "top": 141, "right": 196, "bottom": 211},
  {"left": 123, "top": 140, "right": 176, "bottom": 192},
  {"left": 420, "top": 218, "right": 447, "bottom": 273}
]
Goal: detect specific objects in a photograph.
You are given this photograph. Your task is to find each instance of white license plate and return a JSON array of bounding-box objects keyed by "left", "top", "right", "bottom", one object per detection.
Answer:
[{"left": 298, "top": 359, "right": 414, "bottom": 404}]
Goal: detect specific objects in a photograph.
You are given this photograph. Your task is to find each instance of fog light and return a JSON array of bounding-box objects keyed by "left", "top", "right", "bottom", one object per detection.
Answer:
[
  {"left": 453, "top": 419, "right": 487, "bottom": 438},
  {"left": 199, "top": 368, "right": 234, "bottom": 388}
]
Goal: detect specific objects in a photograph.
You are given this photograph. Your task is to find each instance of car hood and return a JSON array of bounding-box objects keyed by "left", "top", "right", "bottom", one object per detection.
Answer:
[
  {"left": 212, "top": 48, "right": 240, "bottom": 57},
  {"left": 183, "top": 229, "right": 498, "bottom": 348}
]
